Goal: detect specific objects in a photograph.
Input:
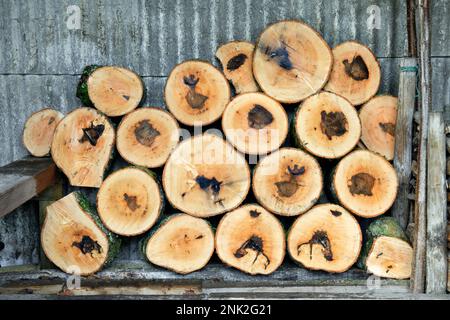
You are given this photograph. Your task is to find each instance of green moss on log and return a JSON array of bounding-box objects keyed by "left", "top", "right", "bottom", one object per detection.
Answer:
[{"left": 76, "top": 65, "right": 102, "bottom": 107}]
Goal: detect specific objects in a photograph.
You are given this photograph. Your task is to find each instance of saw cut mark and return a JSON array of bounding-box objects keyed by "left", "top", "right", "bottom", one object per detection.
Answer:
[
  {"left": 348, "top": 172, "right": 375, "bottom": 196},
  {"left": 227, "top": 53, "right": 247, "bottom": 71},
  {"left": 234, "top": 235, "right": 270, "bottom": 269},
  {"left": 134, "top": 120, "right": 161, "bottom": 147},
  {"left": 123, "top": 193, "right": 140, "bottom": 211},
  {"left": 343, "top": 55, "right": 369, "bottom": 81},
  {"left": 247, "top": 104, "right": 274, "bottom": 129},
  {"left": 275, "top": 165, "right": 305, "bottom": 198},
  {"left": 79, "top": 122, "right": 105, "bottom": 146},
  {"left": 297, "top": 230, "right": 333, "bottom": 261},
  {"left": 320, "top": 111, "right": 348, "bottom": 140},
  {"left": 72, "top": 235, "right": 102, "bottom": 255},
  {"left": 379, "top": 122, "right": 395, "bottom": 137},
  {"left": 183, "top": 74, "right": 208, "bottom": 109}
]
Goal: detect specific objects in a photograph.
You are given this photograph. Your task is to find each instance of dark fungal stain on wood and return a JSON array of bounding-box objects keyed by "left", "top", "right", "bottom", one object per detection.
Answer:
[
  {"left": 376, "top": 252, "right": 383, "bottom": 258},
  {"left": 261, "top": 42, "right": 293, "bottom": 70},
  {"left": 320, "top": 111, "right": 347, "bottom": 140},
  {"left": 275, "top": 165, "right": 305, "bottom": 198},
  {"left": 330, "top": 210, "right": 342, "bottom": 217},
  {"left": 134, "top": 120, "right": 160, "bottom": 147},
  {"left": 195, "top": 175, "right": 222, "bottom": 197},
  {"left": 227, "top": 53, "right": 247, "bottom": 71},
  {"left": 79, "top": 122, "right": 105, "bottom": 146},
  {"left": 386, "top": 265, "right": 393, "bottom": 273},
  {"left": 348, "top": 172, "right": 375, "bottom": 196},
  {"left": 48, "top": 117, "right": 55, "bottom": 125},
  {"left": 343, "top": 55, "right": 369, "bottom": 81},
  {"left": 122, "top": 95, "right": 130, "bottom": 101},
  {"left": 379, "top": 122, "right": 395, "bottom": 137},
  {"left": 287, "top": 164, "right": 305, "bottom": 176},
  {"left": 123, "top": 193, "right": 140, "bottom": 211},
  {"left": 183, "top": 75, "right": 208, "bottom": 109},
  {"left": 247, "top": 105, "right": 274, "bottom": 129},
  {"left": 297, "top": 230, "right": 333, "bottom": 261},
  {"left": 195, "top": 235, "right": 204, "bottom": 239},
  {"left": 72, "top": 235, "right": 102, "bottom": 255},
  {"left": 234, "top": 235, "right": 270, "bottom": 269},
  {"left": 249, "top": 209, "right": 261, "bottom": 218}
]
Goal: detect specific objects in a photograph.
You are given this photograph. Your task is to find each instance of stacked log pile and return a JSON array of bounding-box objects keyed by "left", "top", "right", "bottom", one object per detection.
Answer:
[{"left": 22, "top": 20, "right": 413, "bottom": 279}]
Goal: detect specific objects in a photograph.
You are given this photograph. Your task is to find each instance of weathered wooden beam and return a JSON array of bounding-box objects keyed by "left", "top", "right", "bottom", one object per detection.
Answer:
[
  {"left": 410, "top": 0, "right": 431, "bottom": 294},
  {"left": 426, "top": 112, "right": 447, "bottom": 294},
  {"left": 392, "top": 58, "right": 417, "bottom": 229},
  {"left": 0, "top": 157, "right": 56, "bottom": 218}
]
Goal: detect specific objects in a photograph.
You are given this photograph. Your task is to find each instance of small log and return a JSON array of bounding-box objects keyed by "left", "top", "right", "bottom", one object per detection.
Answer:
[
  {"left": 359, "top": 95, "right": 398, "bottom": 160},
  {"left": 162, "top": 134, "right": 250, "bottom": 217},
  {"left": 215, "top": 41, "right": 259, "bottom": 94},
  {"left": 22, "top": 108, "right": 64, "bottom": 157},
  {"left": 358, "top": 217, "right": 413, "bottom": 280},
  {"left": 76, "top": 65, "right": 144, "bottom": 117},
  {"left": 253, "top": 20, "right": 332, "bottom": 103},
  {"left": 221, "top": 92, "right": 288, "bottom": 155},
  {"left": 164, "top": 60, "right": 230, "bottom": 126},
  {"left": 332, "top": 150, "right": 398, "bottom": 218},
  {"left": 287, "top": 204, "right": 362, "bottom": 273},
  {"left": 252, "top": 147, "right": 322, "bottom": 216},
  {"left": 142, "top": 214, "right": 214, "bottom": 274},
  {"left": 97, "top": 167, "right": 163, "bottom": 236},
  {"left": 51, "top": 107, "right": 115, "bottom": 188},
  {"left": 324, "top": 41, "right": 381, "bottom": 106},
  {"left": 215, "top": 204, "right": 285, "bottom": 275},
  {"left": 293, "top": 91, "right": 361, "bottom": 159},
  {"left": 41, "top": 192, "right": 121, "bottom": 275},
  {"left": 116, "top": 107, "right": 180, "bottom": 168}
]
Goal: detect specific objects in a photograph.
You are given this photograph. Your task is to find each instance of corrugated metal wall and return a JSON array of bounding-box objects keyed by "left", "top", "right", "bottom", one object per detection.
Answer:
[{"left": 0, "top": 0, "right": 448, "bottom": 267}]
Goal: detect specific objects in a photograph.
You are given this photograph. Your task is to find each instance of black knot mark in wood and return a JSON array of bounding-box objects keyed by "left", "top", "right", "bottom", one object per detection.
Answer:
[
  {"left": 348, "top": 172, "right": 375, "bottom": 196},
  {"left": 262, "top": 44, "right": 293, "bottom": 70},
  {"left": 275, "top": 165, "right": 305, "bottom": 198},
  {"left": 249, "top": 209, "right": 261, "bottom": 218},
  {"left": 234, "top": 235, "right": 270, "bottom": 269},
  {"left": 79, "top": 122, "right": 105, "bottom": 146},
  {"left": 379, "top": 122, "right": 395, "bottom": 137},
  {"left": 297, "top": 230, "right": 333, "bottom": 261},
  {"left": 320, "top": 111, "right": 347, "bottom": 140},
  {"left": 123, "top": 193, "right": 140, "bottom": 211},
  {"left": 48, "top": 117, "right": 55, "bottom": 125},
  {"left": 248, "top": 105, "right": 274, "bottom": 129},
  {"left": 134, "top": 120, "right": 160, "bottom": 147},
  {"left": 287, "top": 164, "right": 305, "bottom": 176},
  {"left": 72, "top": 235, "right": 102, "bottom": 255},
  {"left": 330, "top": 210, "right": 342, "bottom": 217},
  {"left": 227, "top": 53, "right": 247, "bottom": 71},
  {"left": 122, "top": 95, "right": 130, "bottom": 101},
  {"left": 343, "top": 55, "right": 369, "bottom": 81},
  {"left": 183, "top": 74, "right": 208, "bottom": 109},
  {"left": 195, "top": 175, "right": 222, "bottom": 197}
]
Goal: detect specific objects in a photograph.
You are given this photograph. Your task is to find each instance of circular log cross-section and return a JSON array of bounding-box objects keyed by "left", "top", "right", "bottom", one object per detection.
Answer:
[
  {"left": 287, "top": 204, "right": 362, "bottom": 273},
  {"left": 162, "top": 134, "right": 251, "bottom": 217},
  {"left": 143, "top": 214, "right": 215, "bottom": 274},
  {"left": 22, "top": 108, "right": 64, "bottom": 157},
  {"left": 253, "top": 148, "right": 323, "bottom": 216},
  {"left": 81, "top": 66, "right": 144, "bottom": 117},
  {"left": 41, "top": 192, "right": 120, "bottom": 275},
  {"left": 253, "top": 20, "right": 333, "bottom": 103},
  {"left": 294, "top": 92, "right": 361, "bottom": 159},
  {"left": 51, "top": 107, "right": 115, "bottom": 188},
  {"left": 332, "top": 150, "right": 398, "bottom": 218},
  {"left": 222, "top": 92, "right": 289, "bottom": 155},
  {"left": 215, "top": 41, "right": 259, "bottom": 94},
  {"left": 97, "top": 167, "right": 163, "bottom": 236},
  {"left": 324, "top": 41, "right": 381, "bottom": 106},
  {"left": 359, "top": 95, "right": 398, "bottom": 160},
  {"left": 215, "top": 204, "right": 285, "bottom": 275},
  {"left": 117, "top": 107, "right": 180, "bottom": 168},
  {"left": 164, "top": 60, "right": 231, "bottom": 126}
]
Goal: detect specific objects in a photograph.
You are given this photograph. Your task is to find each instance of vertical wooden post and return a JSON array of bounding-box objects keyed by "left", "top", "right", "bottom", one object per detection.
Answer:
[
  {"left": 410, "top": 0, "right": 431, "bottom": 294},
  {"left": 392, "top": 58, "right": 417, "bottom": 230},
  {"left": 426, "top": 112, "right": 447, "bottom": 294}
]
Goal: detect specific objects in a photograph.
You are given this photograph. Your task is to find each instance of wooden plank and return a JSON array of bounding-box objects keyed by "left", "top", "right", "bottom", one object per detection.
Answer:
[
  {"left": 410, "top": 0, "right": 431, "bottom": 294},
  {"left": 392, "top": 58, "right": 417, "bottom": 229},
  {"left": 426, "top": 112, "right": 447, "bottom": 294},
  {"left": 0, "top": 157, "right": 56, "bottom": 218}
]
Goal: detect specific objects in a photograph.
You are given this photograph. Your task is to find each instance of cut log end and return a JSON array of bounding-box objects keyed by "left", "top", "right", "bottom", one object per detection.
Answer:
[
  {"left": 333, "top": 150, "right": 398, "bottom": 217},
  {"left": 253, "top": 20, "right": 333, "bottom": 103},
  {"left": 51, "top": 107, "right": 115, "bottom": 188},
  {"left": 117, "top": 107, "right": 180, "bottom": 168},
  {"left": 222, "top": 92, "right": 288, "bottom": 155},
  {"left": 22, "top": 108, "right": 64, "bottom": 157},
  {"left": 294, "top": 92, "right": 361, "bottom": 159},
  {"left": 253, "top": 148, "right": 323, "bottom": 216},
  {"left": 215, "top": 41, "right": 259, "bottom": 94},
  {"left": 215, "top": 204, "right": 285, "bottom": 275},
  {"left": 97, "top": 167, "right": 163, "bottom": 236},
  {"left": 144, "top": 214, "right": 214, "bottom": 274},
  {"left": 163, "top": 134, "right": 250, "bottom": 217},
  {"left": 359, "top": 95, "right": 398, "bottom": 160},
  {"left": 287, "top": 204, "right": 362, "bottom": 273},
  {"left": 324, "top": 41, "right": 381, "bottom": 106},
  {"left": 164, "top": 60, "right": 230, "bottom": 126}
]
